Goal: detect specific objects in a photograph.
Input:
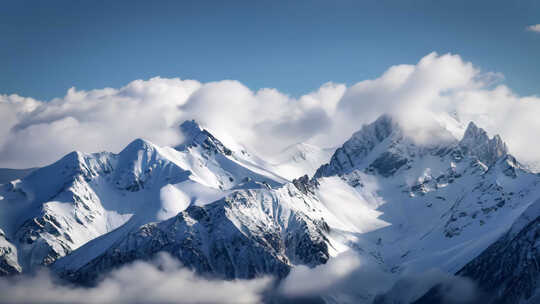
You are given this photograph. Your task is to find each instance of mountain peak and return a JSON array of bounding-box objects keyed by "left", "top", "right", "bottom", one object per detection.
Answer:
[
  {"left": 359, "top": 114, "right": 400, "bottom": 141},
  {"left": 459, "top": 122, "right": 508, "bottom": 166},
  {"left": 462, "top": 121, "right": 487, "bottom": 142},
  {"left": 177, "top": 120, "right": 232, "bottom": 156},
  {"left": 314, "top": 114, "right": 401, "bottom": 178},
  {"left": 179, "top": 119, "right": 204, "bottom": 143},
  {"left": 120, "top": 138, "right": 156, "bottom": 156}
]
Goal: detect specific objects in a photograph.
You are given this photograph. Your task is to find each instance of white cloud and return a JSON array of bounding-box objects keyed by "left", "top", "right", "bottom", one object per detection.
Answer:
[
  {"left": 0, "top": 250, "right": 479, "bottom": 304},
  {"left": 0, "top": 252, "right": 271, "bottom": 304},
  {"left": 178, "top": 80, "right": 345, "bottom": 156},
  {"left": 2, "top": 52, "right": 540, "bottom": 169},
  {"left": 324, "top": 52, "right": 540, "bottom": 167},
  {"left": 527, "top": 24, "right": 540, "bottom": 32},
  {"left": 277, "top": 251, "right": 480, "bottom": 304},
  {"left": 279, "top": 251, "right": 392, "bottom": 302},
  {"left": 0, "top": 77, "right": 202, "bottom": 168},
  {"left": 0, "top": 78, "right": 346, "bottom": 168}
]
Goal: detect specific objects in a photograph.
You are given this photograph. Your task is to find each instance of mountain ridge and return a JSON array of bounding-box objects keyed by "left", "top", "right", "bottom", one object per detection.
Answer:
[{"left": 1, "top": 115, "right": 540, "bottom": 304}]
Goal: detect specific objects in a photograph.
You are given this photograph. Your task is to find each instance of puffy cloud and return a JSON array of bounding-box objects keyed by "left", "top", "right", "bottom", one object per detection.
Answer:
[
  {"left": 0, "top": 78, "right": 345, "bottom": 168},
  {"left": 0, "top": 252, "right": 271, "bottom": 304},
  {"left": 0, "top": 245, "right": 478, "bottom": 304},
  {"left": 2, "top": 52, "right": 540, "bottom": 169},
  {"left": 278, "top": 251, "right": 392, "bottom": 302},
  {"left": 0, "top": 77, "right": 201, "bottom": 168},
  {"left": 323, "top": 52, "right": 540, "bottom": 168},
  {"left": 178, "top": 80, "right": 344, "bottom": 156},
  {"left": 527, "top": 24, "right": 540, "bottom": 33},
  {"left": 328, "top": 52, "right": 479, "bottom": 146}
]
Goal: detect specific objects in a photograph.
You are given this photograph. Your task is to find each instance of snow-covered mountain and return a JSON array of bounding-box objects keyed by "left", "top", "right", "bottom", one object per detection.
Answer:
[
  {"left": 0, "top": 120, "right": 286, "bottom": 274},
  {"left": 2, "top": 115, "right": 540, "bottom": 303},
  {"left": 313, "top": 115, "right": 538, "bottom": 270},
  {"left": 309, "top": 115, "right": 540, "bottom": 303}
]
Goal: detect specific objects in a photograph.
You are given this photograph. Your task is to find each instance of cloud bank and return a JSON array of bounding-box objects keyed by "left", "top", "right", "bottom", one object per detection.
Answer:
[
  {"left": 0, "top": 250, "right": 478, "bottom": 304},
  {"left": 527, "top": 24, "right": 540, "bottom": 33},
  {"left": 1, "top": 52, "right": 540, "bottom": 169},
  {"left": 0, "top": 253, "right": 271, "bottom": 304}
]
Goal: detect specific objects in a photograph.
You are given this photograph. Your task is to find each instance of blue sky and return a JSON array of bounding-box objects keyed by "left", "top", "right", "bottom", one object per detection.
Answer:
[{"left": 1, "top": 0, "right": 539, "bottom": 100}]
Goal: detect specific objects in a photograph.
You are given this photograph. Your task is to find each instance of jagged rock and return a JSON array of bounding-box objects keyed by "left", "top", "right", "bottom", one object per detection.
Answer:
[
  {"left": 314, "top": 115, "right": 398, "bottom": 178},
  {"left": 459, "top": 122, "right": 508, "bottom": 167},
  {"left": 61, "top": 187, "right": 330, "bottom": 284},
  {"left": 0, "top": 229, "right": 21, "bottom": 276},
  {"left": 458, "top": 201, "right": 540, "bottom": 304},
  {"left": 368, "top": 152, "right": 408, "bottom": 177},
  {"left": 177, "top": 120, "right": 232, "bottom": 156},
  {"left": 292, "top": 175, "right": 319, "bottom": 195},
  {"left": 1, "top": 123, "right": 285, "bottom": 273}
]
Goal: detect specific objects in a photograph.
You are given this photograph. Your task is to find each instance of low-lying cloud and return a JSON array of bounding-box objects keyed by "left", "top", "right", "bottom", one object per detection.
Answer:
[
  {"left": 2, "top": 52, "right": 540, "bottom": 169},
  {"left": 0, "top": 250, "right": 483, "bottom": 304},
  {"left": 278, "top": 251, "right": 392, "bottom": 303},
  {"left": 277, "top": 250, "right": 481, "bottom": 304},
  {"left": 0, "top": 253, "right": 272, "bottom": 304}
]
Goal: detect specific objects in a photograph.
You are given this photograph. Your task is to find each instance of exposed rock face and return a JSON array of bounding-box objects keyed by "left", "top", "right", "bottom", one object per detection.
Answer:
[
  {"left": 62, "top": 186, "right": 330, "bottom": 284},
  {"left": 292, "top": 174, "right": 319, "bottom": 195},
  {"left": 315, "top": 115, "right": 399, "bottom": 178},
  {"left": 458, "top": 200, "right": 540, "bottom": 304},
  {"left": 368, "top": 152, "right": 408, "bottom": 177},
  {"left": 177, "top": 120, "right": 232, "bottom": 156},
  {"left": 316, "top": 118, "right": 510, "bottom": 181},
  {"left": 0, "top": 229, "right": 21, "bottom": 276},
  {"left": 309, "top": 114, "right": 540, "bottom": 303},
  {"left": 459, "top": 122, "right": 508, "bottom": 167}
]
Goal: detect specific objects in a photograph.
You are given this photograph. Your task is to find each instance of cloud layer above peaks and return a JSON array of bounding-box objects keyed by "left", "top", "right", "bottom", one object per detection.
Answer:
[{"left": 2, "top": 52, "right": 540, "bottom": 168}]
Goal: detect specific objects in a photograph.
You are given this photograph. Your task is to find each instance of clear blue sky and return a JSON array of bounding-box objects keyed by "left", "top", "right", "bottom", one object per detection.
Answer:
[{"left": 1, "top": 0, "right": 539, "bottom": 100}]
